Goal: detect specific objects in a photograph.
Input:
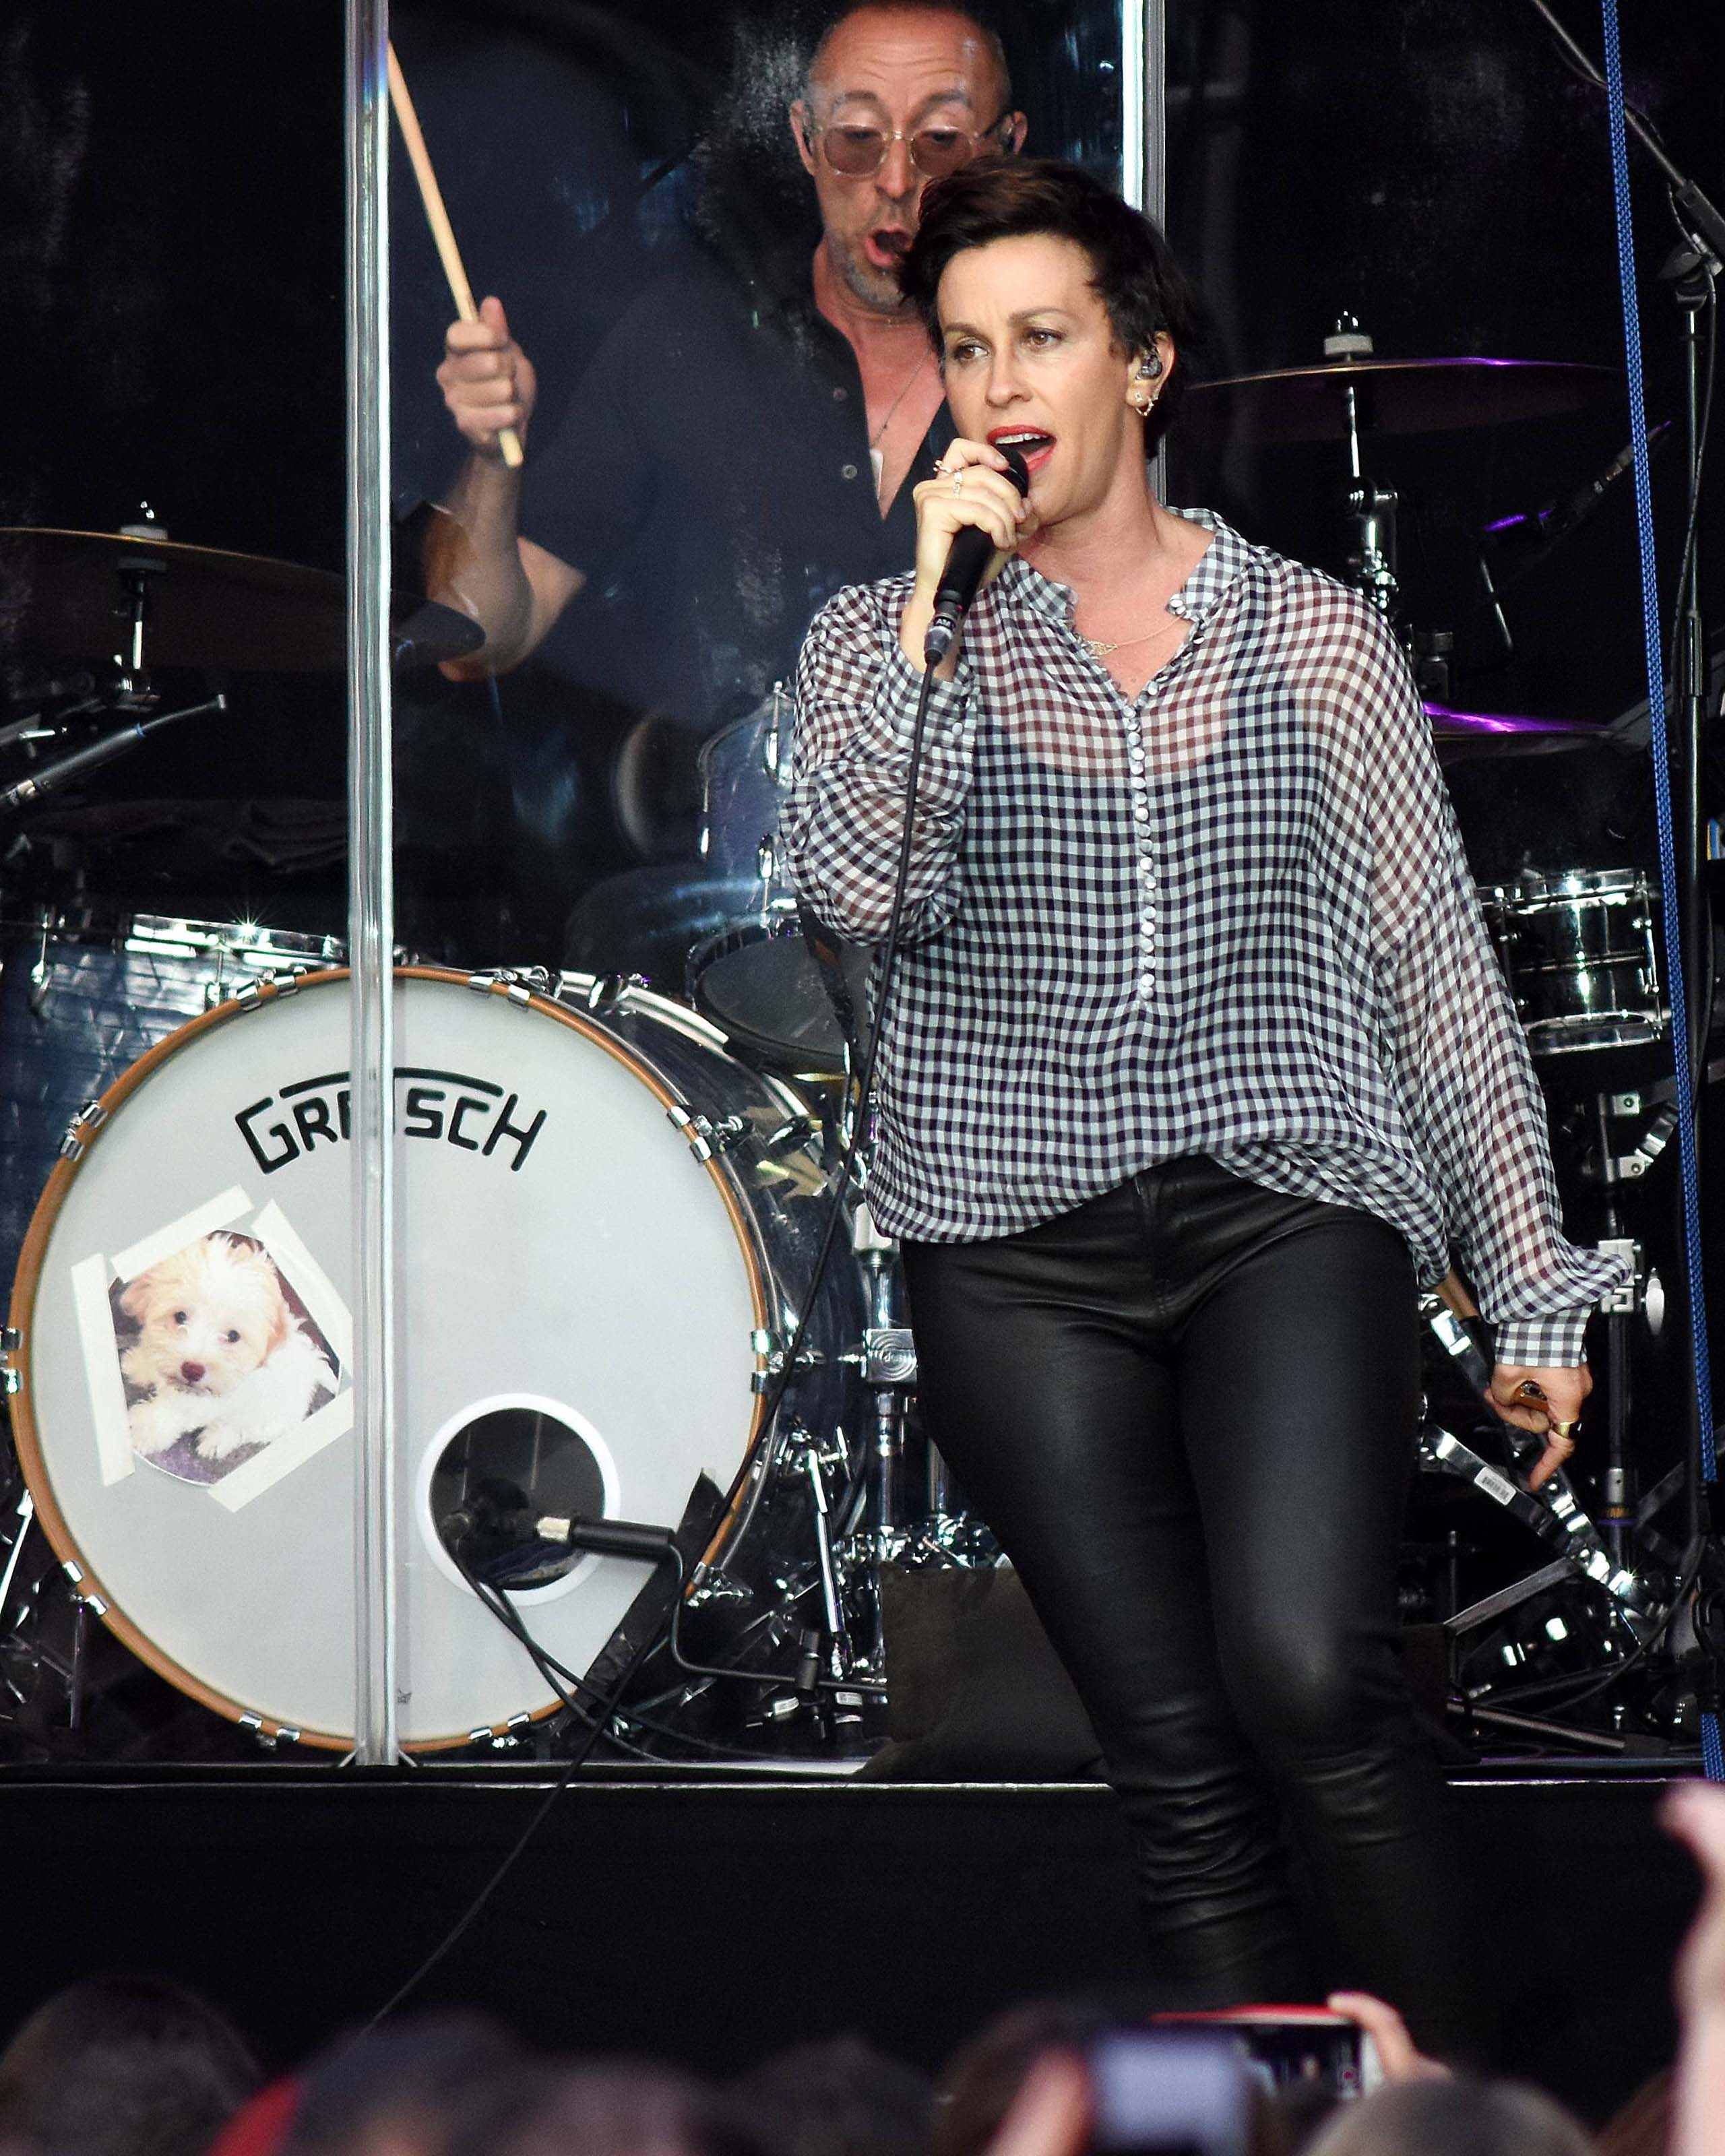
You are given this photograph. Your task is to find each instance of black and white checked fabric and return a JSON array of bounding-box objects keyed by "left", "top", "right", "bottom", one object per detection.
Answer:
[{"left": 784, "top": 510, "right": 1626, "bottom": 1368}]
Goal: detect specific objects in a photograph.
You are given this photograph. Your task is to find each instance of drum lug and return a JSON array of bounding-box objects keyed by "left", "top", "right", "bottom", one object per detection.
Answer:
[
  {"left": 468, "top": 967, "right": 553, "bottom": 1006},
  {"left": 751, "top": 1331, "right": 826, "bottom": 1390},
  {"left": 573, "top": 971, "right": 647, "bottom": 1014},
  {"left": 60, "top": 1558, "right": 106, "bottom": 1618},
  {"left": 57, "top": 1098, "right": 108, "bottom": 1161},
  {"left": 238, "top": 1713, "right": 301, "bottom": 1749},
  {"left": 1, "top": 1368, "right": 19, "bottom": 1397},
  {"left": 667, "top": 1104, "right": 750, "bottom": 1162}
]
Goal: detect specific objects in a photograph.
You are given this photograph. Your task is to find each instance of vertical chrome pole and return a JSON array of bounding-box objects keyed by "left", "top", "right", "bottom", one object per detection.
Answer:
[
  {"left": 345, "top": 0, "right": 398, "bottom": 1765},
  {"left": 1123, "top": 3, "right": 1170, "bottom": 501}
]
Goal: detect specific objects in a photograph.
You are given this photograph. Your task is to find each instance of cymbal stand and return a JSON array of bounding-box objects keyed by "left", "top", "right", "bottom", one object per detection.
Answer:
[
  {"left": 1327, "top": 316, "right": 1453, "bottom": 703},
  {"left": 1326, "top": 317, "right": 1403, "bottom": 629}
]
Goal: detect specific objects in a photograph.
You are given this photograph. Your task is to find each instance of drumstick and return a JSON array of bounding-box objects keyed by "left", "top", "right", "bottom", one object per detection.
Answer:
[{"left": 386, "top": 42, "right": 525, "bottom": 470}]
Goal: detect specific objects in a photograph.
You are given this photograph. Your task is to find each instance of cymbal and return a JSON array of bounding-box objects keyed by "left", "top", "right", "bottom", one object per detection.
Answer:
[
  {"left": 1425, "top": 701, "right": 1613, "bottom": 758},
  {"left": 0, "top": 528, "right": 483, "bottom": 672},
  {"left": 1183, "top": 358, "right": 1621, "bottom": 445}
]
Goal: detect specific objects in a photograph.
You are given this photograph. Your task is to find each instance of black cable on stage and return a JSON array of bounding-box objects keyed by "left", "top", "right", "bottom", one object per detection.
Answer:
[{"left": 360, "top": 1555, "right": 663, "bottom": 2029}]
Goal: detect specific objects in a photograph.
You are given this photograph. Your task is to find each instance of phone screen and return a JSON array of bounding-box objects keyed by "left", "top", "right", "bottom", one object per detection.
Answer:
[{"left": 1150, "top": 2010, "right": 1382, "bottom": 2099}]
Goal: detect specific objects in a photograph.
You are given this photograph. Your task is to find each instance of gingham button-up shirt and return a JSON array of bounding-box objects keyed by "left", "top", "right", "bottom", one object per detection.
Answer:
[{"left": 784, "top": 510, "right": 1624, "bottom": 1368}]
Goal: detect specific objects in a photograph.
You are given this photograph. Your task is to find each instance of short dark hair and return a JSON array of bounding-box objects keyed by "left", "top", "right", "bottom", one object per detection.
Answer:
[
  {"left": 897, "top": 158, "right": 1206, "bottom": 449},
  {"left": 805, "top": 3, "right": 1012, "bottom": 115},
  {"left": 0, "top": 1975, "right": 259, "bottom": 2156}
]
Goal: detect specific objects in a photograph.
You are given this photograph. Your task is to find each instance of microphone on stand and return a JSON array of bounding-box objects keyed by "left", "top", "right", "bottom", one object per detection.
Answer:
[
  {"left": 923, "top": 445, "right": 1031, "bottom": 666},
  {"left": 1482, "top": 420, "right": 1670, "bottom": 551}
]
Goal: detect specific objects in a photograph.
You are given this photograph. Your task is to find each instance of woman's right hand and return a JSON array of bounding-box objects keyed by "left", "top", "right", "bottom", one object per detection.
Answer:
[
  {"left": 900, "top": 437, "right": 1034, "bottom": 670},
  {"left": 437, "top": 294, "right": 538, "bottom": 461}
]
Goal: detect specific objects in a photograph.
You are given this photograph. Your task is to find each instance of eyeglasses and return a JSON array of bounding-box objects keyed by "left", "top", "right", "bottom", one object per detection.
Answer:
[{"left": 807, "top": 113, "right": 1011, "bottom": 181}]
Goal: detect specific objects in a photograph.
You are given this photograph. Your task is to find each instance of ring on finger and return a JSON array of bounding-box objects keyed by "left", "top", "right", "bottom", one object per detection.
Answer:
[
  {"left": 952, "top": 471, "right": 964, "bottom": 495},
  {"left": 1550, "top": 1419, "right": 1579, "bottom": 1442}
]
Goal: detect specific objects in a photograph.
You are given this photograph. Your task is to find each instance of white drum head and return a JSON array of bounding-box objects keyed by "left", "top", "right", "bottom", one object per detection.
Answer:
[{"left": 10, "top": 970, "right": 766, "bottom": 1748}]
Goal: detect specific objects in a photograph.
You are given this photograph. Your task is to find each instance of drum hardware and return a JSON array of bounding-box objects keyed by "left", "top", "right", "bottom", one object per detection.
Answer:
[
  {"left": 1183, "top": 348, "right": 1619, "bottom": 448},
  {"left": 0, "top": 692, "right": 228, "bottom": 818},
  {"left": 1418, "top": 1426, "right": 1661, "bottom": 1635},
  {"left": 1479, "top": 868, "right": 1666, "bottom": 1055},
  {"left": 0, "top": 525, "right": 483, "bottom": 674},
  {"left": 666, "top": 1106, "right": 751, "bottom": 1162},
  {"left": 0, "top": 1488, "right": 33, "bottom": 1612}
]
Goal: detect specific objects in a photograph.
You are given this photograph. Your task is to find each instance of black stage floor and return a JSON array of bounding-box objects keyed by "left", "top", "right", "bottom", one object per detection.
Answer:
[{"left": 0, "top": 1762, "right": 1699, "bottom": 2126}]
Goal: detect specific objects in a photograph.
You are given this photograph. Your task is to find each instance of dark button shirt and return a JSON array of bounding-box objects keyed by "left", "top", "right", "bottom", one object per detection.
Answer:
[
  {"left": 520, "top": 247, "right": 953, "bottom": 736},
  {"left": 784, "top": 511, "right": 1625, "bottom": 1366}
]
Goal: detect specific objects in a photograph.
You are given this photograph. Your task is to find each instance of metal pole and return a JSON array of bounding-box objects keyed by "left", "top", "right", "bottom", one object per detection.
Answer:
[
  {"left": 1123, "top": 2, "right": 1170, "bottom": 501},
  {"left": 345, "top": 0, "right": 399, "bottom": 1765}
]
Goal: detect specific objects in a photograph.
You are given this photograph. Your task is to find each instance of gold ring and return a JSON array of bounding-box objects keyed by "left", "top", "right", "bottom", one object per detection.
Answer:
[{"left": 1550, "top": 1419, "right": 1579, "bottom": 1442}]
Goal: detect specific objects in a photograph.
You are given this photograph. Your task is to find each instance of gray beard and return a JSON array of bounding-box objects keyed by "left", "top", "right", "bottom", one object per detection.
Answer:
[{"left": 827, "top": 233, "right": 910, "bottom": 317}]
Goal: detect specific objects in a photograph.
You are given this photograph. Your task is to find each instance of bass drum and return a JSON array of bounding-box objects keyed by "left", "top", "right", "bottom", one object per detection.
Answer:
[{"left": 6, "top": 967, "right": 860, "bottom": 1750}]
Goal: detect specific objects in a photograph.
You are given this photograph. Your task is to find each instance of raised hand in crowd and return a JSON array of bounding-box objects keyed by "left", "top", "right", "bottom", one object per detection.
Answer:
[
  {"left": 1325, "top": 1992, "right": 1451, "bottom": 2083},
  {"left": 1666, "top": 1779, "right": 1725, "bottom": 2156}
]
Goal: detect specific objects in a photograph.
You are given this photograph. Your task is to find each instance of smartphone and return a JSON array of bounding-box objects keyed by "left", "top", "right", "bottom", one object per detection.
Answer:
[
  {"left": 1150, "top": 2008, "right": 1383, "bottom": 2099},
  {"left": 1087, "top": 2029, "right": 1253, "bottom": 2156}
]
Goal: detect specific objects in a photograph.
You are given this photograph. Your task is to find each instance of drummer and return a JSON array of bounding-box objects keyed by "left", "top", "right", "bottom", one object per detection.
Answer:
[{"left": 425, "top": 1, "right": 1026, "bottom": 745}]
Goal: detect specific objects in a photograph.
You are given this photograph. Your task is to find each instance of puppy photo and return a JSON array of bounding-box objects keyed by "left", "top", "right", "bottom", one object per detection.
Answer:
[{"left": 116, "top": 1232, "right": 336, "bottom": 1478}]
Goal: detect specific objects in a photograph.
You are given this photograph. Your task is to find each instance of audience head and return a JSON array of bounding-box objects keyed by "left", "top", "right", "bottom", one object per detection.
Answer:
[
  {"left": 731, "top": 2037, "right": 933, "bottom": 2156},
  {"left": 0, "top": 1974, "right": 259, "bottom": 2156},
  {"left": 451, "top": 2064, "right": 769, "bottom": 2156},
  {"left": 1302, "top": 2079, "right": 1596, "bottom": 2156},
  {"left": 280, "top": 2013, "right": 524, "bottom": 2156}
]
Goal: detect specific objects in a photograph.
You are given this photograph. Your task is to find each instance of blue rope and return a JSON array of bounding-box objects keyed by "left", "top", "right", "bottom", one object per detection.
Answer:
[{"left": 1598, "top": 0, "right": 1722, "bottom": 1779}]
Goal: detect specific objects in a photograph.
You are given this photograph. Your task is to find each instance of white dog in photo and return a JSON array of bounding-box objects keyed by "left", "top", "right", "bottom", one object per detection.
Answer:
[{"left": 120, "top": 1234, "right": 332, "bottom": 1463}]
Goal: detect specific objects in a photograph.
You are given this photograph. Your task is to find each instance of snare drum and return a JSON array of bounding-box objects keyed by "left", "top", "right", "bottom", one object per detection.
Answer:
[
  {"left": 0, "top": 913, "right": 344, "bottom": 1302},
  {"left": 6, "top": 967, "right": 859, "bottom": 1750},
  {"left": 1478, "top": 868, "right": 1664, "bottom": 1055}
]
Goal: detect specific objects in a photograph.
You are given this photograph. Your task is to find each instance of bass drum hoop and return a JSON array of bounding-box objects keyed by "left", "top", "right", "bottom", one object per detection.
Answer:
[{"left": 6, "top": 965, "right": 772, "bottom": 1753}]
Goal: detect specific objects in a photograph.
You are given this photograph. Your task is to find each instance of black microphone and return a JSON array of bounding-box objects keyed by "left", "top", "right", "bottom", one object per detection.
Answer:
[
  {"left": 1482, "top": 420, "right": 1670, "bottom": 551},
  {"left": 440, "top": 1492, "right": 675, "bottom": 1568},
  {"left": 923, "top": 445, "right": 1031, "bottom": 667}
]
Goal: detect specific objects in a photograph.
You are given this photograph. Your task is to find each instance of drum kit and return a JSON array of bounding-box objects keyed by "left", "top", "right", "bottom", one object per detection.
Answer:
[{"left": 0, "top": 325, "right": 1707, "bottom": 1767}]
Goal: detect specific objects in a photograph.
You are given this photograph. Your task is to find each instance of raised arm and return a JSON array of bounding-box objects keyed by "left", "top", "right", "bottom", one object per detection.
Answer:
[
  {"left": 782, "top": 583, "right": 978, "bottom": 946},
  {"left": 425, "top": 295, "right": 583, "bottom": 678}
]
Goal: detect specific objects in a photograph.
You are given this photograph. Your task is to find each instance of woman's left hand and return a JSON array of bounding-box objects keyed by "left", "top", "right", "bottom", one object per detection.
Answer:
[{"left": 1486, "top": 1362, "right": 1592, "bottom": 1490}]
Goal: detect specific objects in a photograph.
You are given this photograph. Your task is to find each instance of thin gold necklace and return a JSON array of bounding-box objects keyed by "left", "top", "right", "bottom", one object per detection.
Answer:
[{"left": 1081, "top": 615, "right": 1183, "bottom": 660}]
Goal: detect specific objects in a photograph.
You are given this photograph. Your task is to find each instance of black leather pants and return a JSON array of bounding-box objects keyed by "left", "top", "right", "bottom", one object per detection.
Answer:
[{"left": 900, "top": 1157, "right": 1491, "bottom": 2063}]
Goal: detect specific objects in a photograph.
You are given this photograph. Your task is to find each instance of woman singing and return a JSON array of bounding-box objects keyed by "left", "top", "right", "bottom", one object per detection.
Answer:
[{"left": 782, "top": 159, "right": 1624, "bottom": 2060}]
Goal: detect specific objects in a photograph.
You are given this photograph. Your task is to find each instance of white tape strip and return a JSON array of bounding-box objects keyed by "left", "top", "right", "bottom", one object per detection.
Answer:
[
  {"left": 111, "top": 1187, "right": 254, "bottom": 1285},
  {"left": 249, "top": 1201, "right": 352, "bottom": 1372},
  {"left": 212, "top": 1389, "right": 354, "bottom": 1513},
  {"left": 71, "top": 1254, "right": 135, "bottom": 1487}
]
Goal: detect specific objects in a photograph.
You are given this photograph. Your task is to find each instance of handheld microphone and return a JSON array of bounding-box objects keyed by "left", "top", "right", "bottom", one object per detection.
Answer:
[{"left": 923, "top": 445, "right": 1031, "bottom": 667}]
